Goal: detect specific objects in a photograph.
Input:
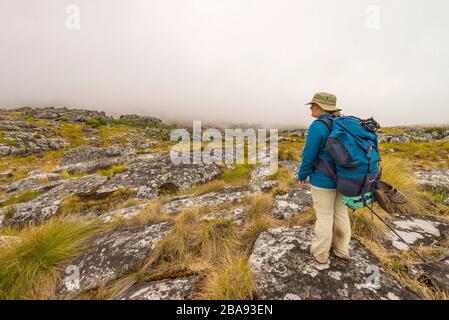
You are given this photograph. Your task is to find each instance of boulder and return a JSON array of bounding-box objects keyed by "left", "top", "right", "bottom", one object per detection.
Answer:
[
  {"left": 6, "top": 171, "right": 61, "bottom": 193},
  {"left": 414, "top": 170, "right": 449, "bottom": 192},
  {"left": 60, "top": 222, "right": 173, "bottom": 296},
  {"left": 409, "top": 256, "right": 449, "bottom": 294},
  {"left": 162, "top": 186, "right": 249, "bottom": 215},
  {"left": 100, "top": 203, "right": 147, "bottom": 224},
  {"left": 201, "top": 206, "right": 249, "bottom": 226},
  {"left": 249, "top": 226, "right": 417, "bottom": 300},
  {"left": 115, "top": 276, "right": 199, "bottom": 300},
  {"left": 60, "top": 145, "right": 137, "bottom": 167},
  {"left": 384, "top": 213, "right": 449, "bottom": 251},
  {"left": 6, "top": 174, "right": 107, "bottom": 226},
  {"left": 96, "top": 152, "right": 222, "bottom": 199},
  {"left": 272, "top": 187, "right": 313, "bottom": 219}
]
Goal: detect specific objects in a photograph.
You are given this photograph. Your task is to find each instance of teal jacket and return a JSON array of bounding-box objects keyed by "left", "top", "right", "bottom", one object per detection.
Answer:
[{"left": 297, "top": 114, "right": 337, "bottom": 189}]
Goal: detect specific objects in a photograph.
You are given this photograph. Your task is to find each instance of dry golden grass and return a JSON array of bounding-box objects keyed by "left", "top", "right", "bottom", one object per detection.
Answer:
[
  {"left": 59, "top": 188, "right": 136, "bottom": 217},
  {"left": 107, "top": 197, "right": 173, "bottom": 230},
  {"left": 199, "top": 254, "right": 255, "bottom": 300},
  {"left": 357, "top": 237, "right": 448, "bottom": 300}
]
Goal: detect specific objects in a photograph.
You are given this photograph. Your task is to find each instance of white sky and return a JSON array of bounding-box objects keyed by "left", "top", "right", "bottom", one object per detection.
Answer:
[{"left": 1, "top": 0, "right": 448, "bottom": 128}]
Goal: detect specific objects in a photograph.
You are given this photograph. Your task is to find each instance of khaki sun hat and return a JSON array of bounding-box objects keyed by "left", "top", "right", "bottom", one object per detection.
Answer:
[{"left": 305, "top": 92, "right": 342, "bottom": 112}]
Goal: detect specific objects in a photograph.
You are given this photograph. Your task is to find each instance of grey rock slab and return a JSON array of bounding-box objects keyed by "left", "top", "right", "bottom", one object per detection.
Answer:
[
  {"left": 162, "top": 186, "right": 250, "bottom": 215},
  {"left": 249, "top": 226, "right": 417, "bottom": 300},
  {"left": 60, "top": 222, "right": 173, "bottom": 296},
  {"left": 115, "top": 276, "right": 200, "bottom": 300},
  {"left": 272, "top": 187, "right": 313, "bottom": 219},
  {"left": 385, "top": 213, "right": 449, "bottom": 251},
  {"left": 6, "top": 174, "right": 107, "bottom": 226},
  {"left": 96, "top": 152, "right": 222, "bottom": 199}
]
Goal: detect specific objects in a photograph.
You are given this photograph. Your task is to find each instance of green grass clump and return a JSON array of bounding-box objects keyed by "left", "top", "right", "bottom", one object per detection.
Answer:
[
  {"left": 0, "top": 190, "right": 44, "bottom": 208},
  {"left": 0, "top": 218, "right": 100, "bottom": 299},
  {"left": 221, "top": 163, "right": 254, "bottom": 186},
  {"left": 97, "top": 164, "right": 128, "bottom": 178}
]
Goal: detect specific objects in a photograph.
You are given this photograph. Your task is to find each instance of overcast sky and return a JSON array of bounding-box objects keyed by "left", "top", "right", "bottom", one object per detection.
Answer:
[{"left": 1, "top": 0, "right": 448, "bottom": 128}]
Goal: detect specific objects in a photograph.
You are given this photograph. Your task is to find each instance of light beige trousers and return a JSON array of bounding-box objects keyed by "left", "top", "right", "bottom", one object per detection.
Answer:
[{"left": 310, "top": 185, "right": 351, "bottom": 262}]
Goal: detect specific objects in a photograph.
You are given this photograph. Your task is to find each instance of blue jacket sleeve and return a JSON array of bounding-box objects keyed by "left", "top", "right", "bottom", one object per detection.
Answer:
[{"left": 297, "top": 121, "right": 328, "bottom": 181}]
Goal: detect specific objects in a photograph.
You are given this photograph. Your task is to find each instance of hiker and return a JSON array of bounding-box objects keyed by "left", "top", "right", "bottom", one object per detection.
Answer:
[{"left": 298, "top": 92, "right": 352, "bottom": 264}]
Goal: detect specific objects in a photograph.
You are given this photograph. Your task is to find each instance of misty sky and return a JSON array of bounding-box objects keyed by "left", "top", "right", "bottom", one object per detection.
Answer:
[{"left": 1, "top": 0, "right": 448, "bottom": 128}]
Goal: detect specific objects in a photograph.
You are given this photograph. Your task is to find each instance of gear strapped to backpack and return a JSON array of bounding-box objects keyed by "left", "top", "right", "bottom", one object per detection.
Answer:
[{"left": 314, "top": 116, "right": 382, "bottom": 210}]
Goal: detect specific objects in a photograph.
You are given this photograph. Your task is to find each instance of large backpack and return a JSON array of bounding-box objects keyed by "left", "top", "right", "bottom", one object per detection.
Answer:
[{"left": 314, "top": 116, "right": 382, "bottom": 209}]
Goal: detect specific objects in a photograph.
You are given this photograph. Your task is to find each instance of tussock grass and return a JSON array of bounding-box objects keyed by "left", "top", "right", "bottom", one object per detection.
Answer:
[
  {"left": 357, "top": 237, "right": 448, "bottom": 300},
  {"left": 199, "top": 254, "right": 254, "bottom": 300},
  {"left": 141, "top": 207, "right": 241, "bottom": 281},
  {"left": 60, "top": 170, "right": 87, "bottom": 179},
  {"left": 183, "top": 180, "right": 226, "bottom": 196},
  {"left": 380, "top": 141, "right": 449, "bottom": 169},
  {"left": 0, "top": 217, "right": 100, "bottom": 300},
  {"left": 59, "top": 188, "right": 136, "bottom": 217},
  {"left": 350, "top": 208, "right": 389, "bottom": 243},
  {"left": 108, "top": 197, "right": 173, "bottom": 230},
  {"left": 221, "top": 163, "right": 254, "bottom": 186},
  {"left": 278, "top": 141, "right": 303, "bottom": 161},
  {"left": 240, "top": 194, "right": 279, "bottom": 249},
  {"left": 97, "top": 164, "right": 128, "bottom": 178},
  {"left": 0, "top": 190, "right": 44, "bottom": 208},
  {"left": 379, "top": 155, "right": 425, "bottom": 213},
  {"left": 269, "top": 166, "right": 296, "bottom": 194}
]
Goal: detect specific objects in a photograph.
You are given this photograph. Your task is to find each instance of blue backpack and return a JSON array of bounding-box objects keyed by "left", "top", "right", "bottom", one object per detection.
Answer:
[{"left": 315, "top": 116, "right": 382, "bottom": 209}]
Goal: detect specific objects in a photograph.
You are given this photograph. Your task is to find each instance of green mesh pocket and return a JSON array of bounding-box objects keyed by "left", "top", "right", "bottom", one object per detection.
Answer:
[{"left": 341, "top": 192, "right": 374, "bottom": 210}]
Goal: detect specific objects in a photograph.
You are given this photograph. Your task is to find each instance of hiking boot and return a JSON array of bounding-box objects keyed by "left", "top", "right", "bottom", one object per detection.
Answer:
[
  {"left": 311, "top": 253, "right": 330, "bottom": 265},
  {"left": 332, "top": 249, "right": 352, "bottom": 261}
]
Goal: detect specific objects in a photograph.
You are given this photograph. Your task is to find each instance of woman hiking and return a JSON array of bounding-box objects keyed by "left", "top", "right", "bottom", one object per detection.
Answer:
[{"left": 298, "top": 92, "right": 352, "bottom": 264}]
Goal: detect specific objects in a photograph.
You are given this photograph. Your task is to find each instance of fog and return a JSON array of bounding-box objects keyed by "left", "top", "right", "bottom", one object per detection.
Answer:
[{"left": 1, "top": 0, "right": 448, "bottom": 128}]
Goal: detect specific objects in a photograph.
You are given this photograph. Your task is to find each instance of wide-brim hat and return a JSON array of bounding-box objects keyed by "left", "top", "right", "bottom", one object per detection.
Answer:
[{"left": 305, "top": 92, "right": 342, "bottom": 112}]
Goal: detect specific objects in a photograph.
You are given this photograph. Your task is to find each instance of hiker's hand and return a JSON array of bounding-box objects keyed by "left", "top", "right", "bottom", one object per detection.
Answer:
[{"left": 299, "top": 180, "right": 308, "bottom": 189}]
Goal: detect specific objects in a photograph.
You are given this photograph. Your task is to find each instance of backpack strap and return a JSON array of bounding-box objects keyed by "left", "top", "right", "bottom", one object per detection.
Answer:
[
  {"left": 314, "top": 116, "right": 337, "bottom": 181},
  {"left": 316, "top": 117, "right": 334, "bottom": 132}
]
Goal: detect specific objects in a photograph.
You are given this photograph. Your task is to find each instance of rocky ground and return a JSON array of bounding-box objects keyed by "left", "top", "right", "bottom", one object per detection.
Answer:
[{"left": 0, "top": 107, "right": 448, "bottom": 300}]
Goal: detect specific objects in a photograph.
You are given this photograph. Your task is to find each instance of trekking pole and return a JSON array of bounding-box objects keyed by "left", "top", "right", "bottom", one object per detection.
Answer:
[{"left": 364, "top": 205, "right": 428, "bottom": 263}]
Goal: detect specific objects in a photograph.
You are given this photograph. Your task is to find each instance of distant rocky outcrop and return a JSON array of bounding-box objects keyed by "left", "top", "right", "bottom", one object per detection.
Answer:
[
  {"left": 119, "top": 114, "right": 166, "bottom": 127},
  {"left": 379, "top": 127, "right": 449, "bottom": 144},
  {"left": 1, "top": 107, "right": 110, "bottom": 123}
]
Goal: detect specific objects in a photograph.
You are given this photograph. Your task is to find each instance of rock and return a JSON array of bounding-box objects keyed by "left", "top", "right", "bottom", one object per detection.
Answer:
[
  {"left": 201, "top": 206, "right": 249, "bottom": 226},
  {"left": 18, "top": 107, "right": 110, "bottom": 123},
  {"left": 60, "top": 145, "right": 137, "bottom": 167},
  {"left": 162, "top": 186, "right": 249, "bottom": 215},
  {"left": 249, "top": 226, "right": 417, "bottom": 300},
  {"left": 444, "top": 198, "right": 449, "bottom": 206},
  {"left": 414, "top": 170, "right": 449, "bottom": 192},
  {"left": 6, "top": 171, "right": 61, "bottom": 193},
  {"left": 409, "top": 256, "right": 449, "bottom": 294},
  {"left": 100, "top": 204, "right": 147, "bottom": 224},
  {"left": 272, "top": 187, "right": 313, "bottom": 219},
  {"left": 60, "top": 222, "right": 173, "bottom": 296},
  {"left": 384, "top": 213, "right": 449, "bottom": 251},
  {"left": 115, "top": 276, "right": 199, "bottom": 300},
  {"left": 0, "top": 145, "right": 12, "bottom": 156},
  {"left": 278, "top": 160, "right": 300, "bottom": 177},
  {"left": 96, "top": 152, "right": 222, "bottom": 199},
  {"left": 6, "top": 174, "right": 108, "bottom": 226},
  {"left": 119, "top": 114, "right": 166, "bottom": 127}
]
